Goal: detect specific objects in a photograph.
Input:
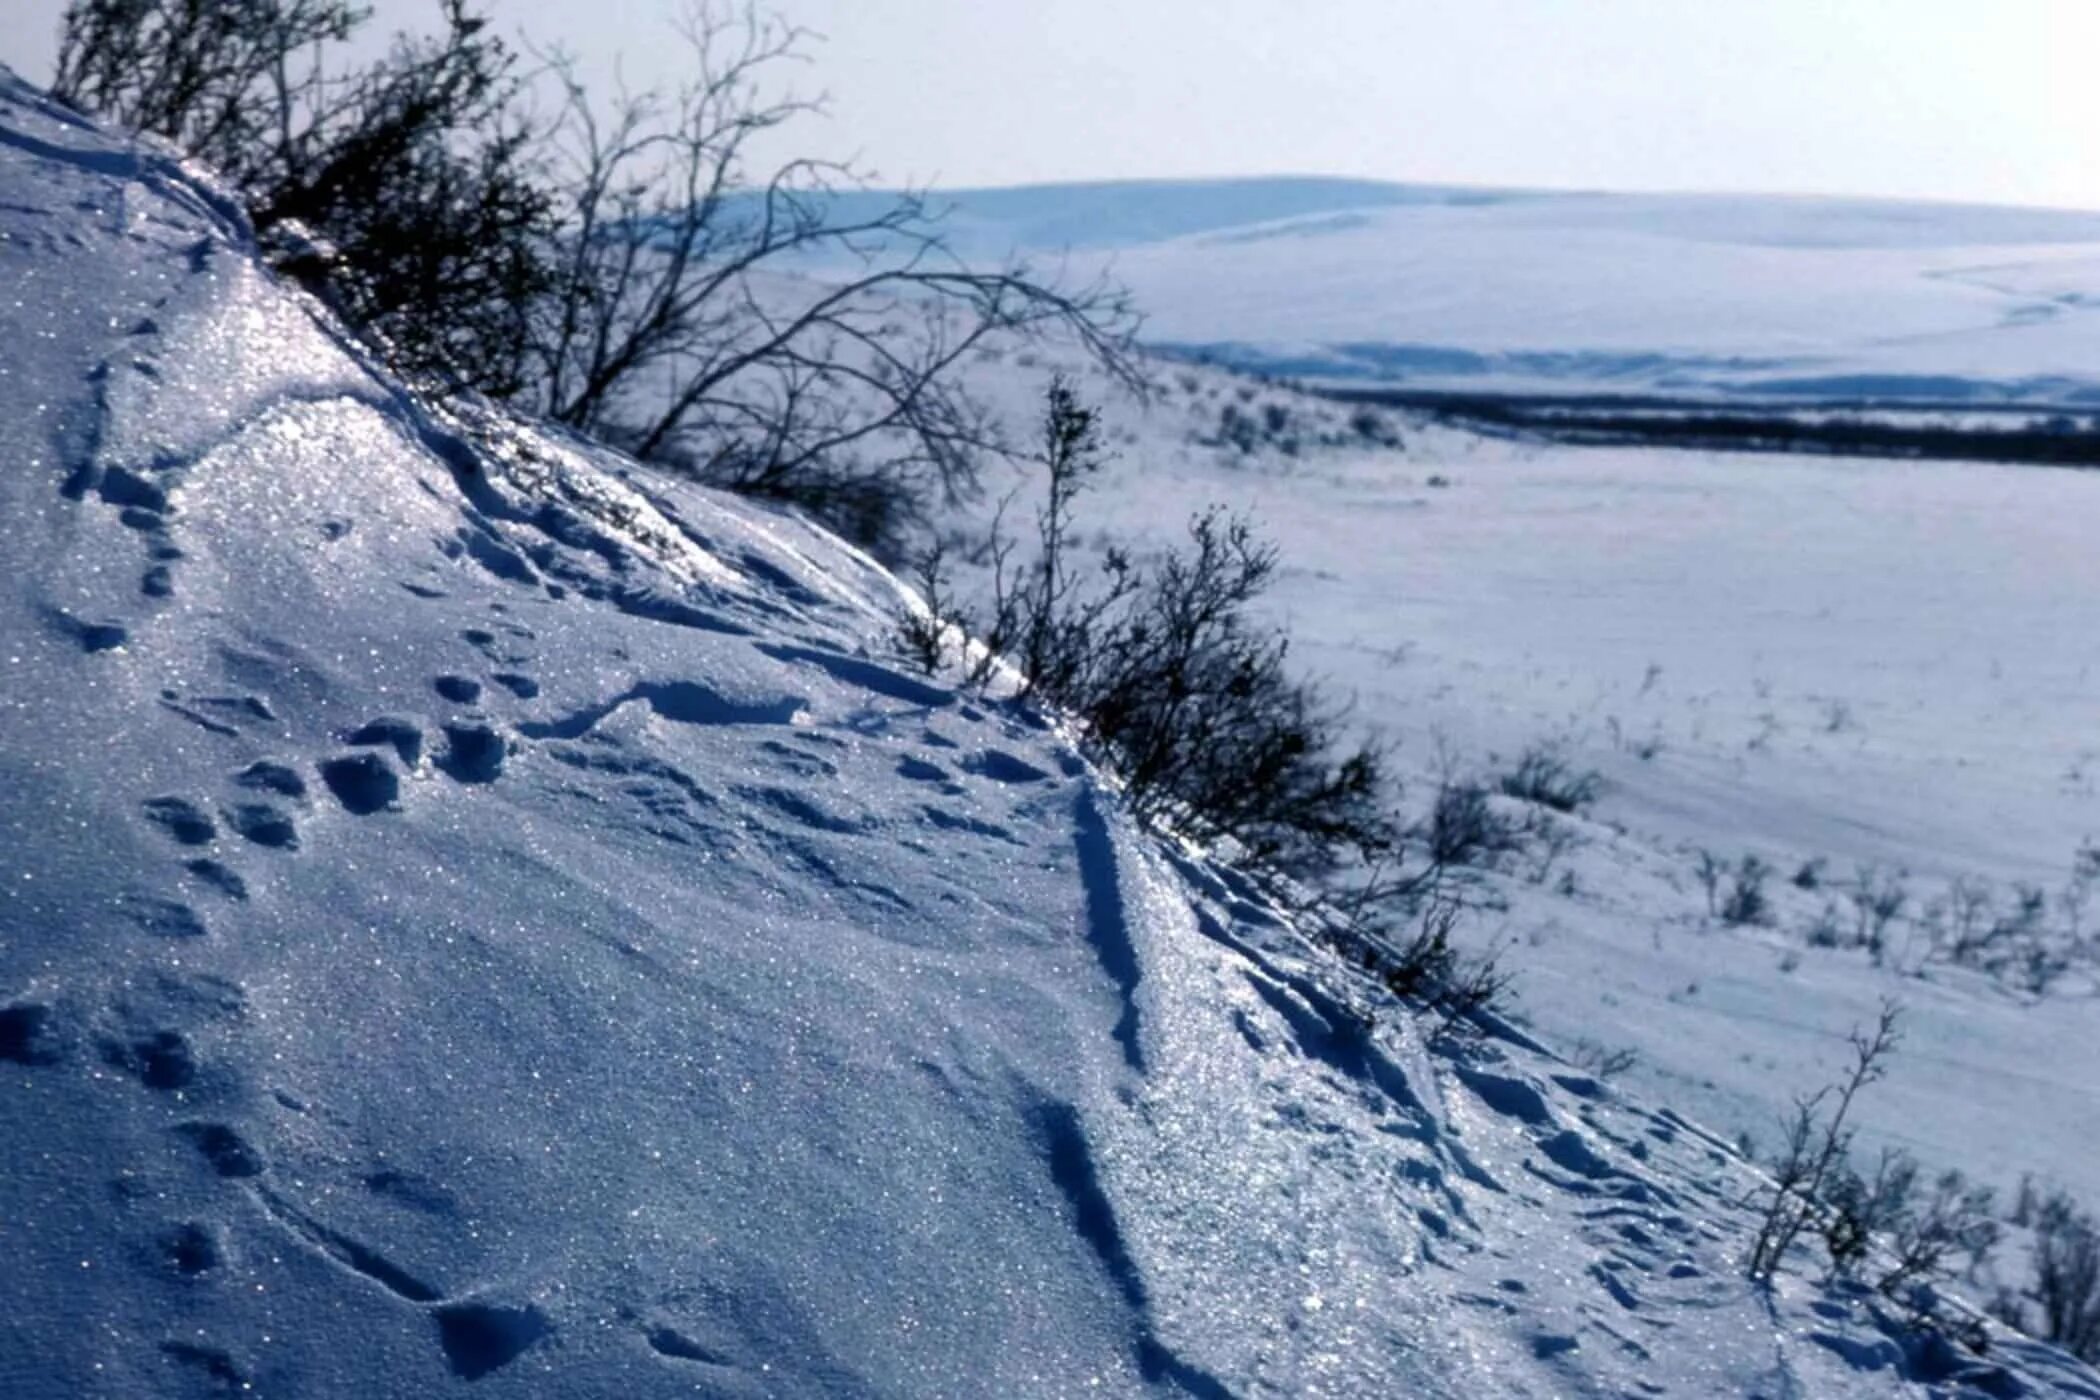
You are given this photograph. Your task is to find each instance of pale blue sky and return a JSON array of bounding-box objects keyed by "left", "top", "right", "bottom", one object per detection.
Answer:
[{"left": 6, "top": 0, "right": 2094, "bottom": 209}]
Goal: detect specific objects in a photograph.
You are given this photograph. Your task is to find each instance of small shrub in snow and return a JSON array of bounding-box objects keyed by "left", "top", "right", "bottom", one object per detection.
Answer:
[
  {"left": 55, "top": 0, "right": 553, "bottom": 396},
  {"left": 1371, "top": 898, "right": 1515, "bottom": 1039},
  {"left": 1720, "top": 855, "right": 1773, "bottom": 927},
  {"left": 907, "top": 379, "right": 1394, "bottom": 878},
  {"left": 1423, "top": 779, "right": 1522, "bottom": 871},
  {"left": 1524, "top": 813, "right": 1582, "bottom": 885},
  {"left": 1498, "top": 744, "right": 1603, "bottom": 814},
  {"left": 1745, "top": 1001, "right": 1901, "bottom": 1281},
  {"left": 2060, "top": 840, "right": 2100, "bottom": 943},
  {"left": 1793, "top": 858, "right": 1827, "bottom": 891},
  {"left": 1567, "top": 1038, "right": 1640, "bottom": 1079},
  {"left": 54, "top": 0, "right": 1140, "bottom": 554},
  {"left": 1694, "top": 849, "right": 1726, "bottom": 917},
  {"left": 1347, "top": 407, "right": 1403, "bottom": 449},
  {"left": 2012, "top": 1175, "right": 2042, "bottom": 1229},
  {"left": 1992, "top": 1188, "right": 2100, "bottom": 1362},
  {"left": 1821, "top": 1150, "right": 1998, "bottom": 1309},
  {"left": 1843, "top": 864, "right": 1909, "bottom": 961},
  {"left": 1805, "top": 903, "right": 1846, "bottom": 949}
]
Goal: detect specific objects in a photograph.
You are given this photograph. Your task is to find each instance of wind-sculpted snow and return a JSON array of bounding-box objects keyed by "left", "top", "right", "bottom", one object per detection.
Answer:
[{"left": 3, "top": 68, "right": 2098, "bottom": 1397}]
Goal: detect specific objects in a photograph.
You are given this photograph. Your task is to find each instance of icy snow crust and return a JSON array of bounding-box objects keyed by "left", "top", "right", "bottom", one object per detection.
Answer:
[{"left": 3, "top": 76, "right": 2098, "bottom": 1398}]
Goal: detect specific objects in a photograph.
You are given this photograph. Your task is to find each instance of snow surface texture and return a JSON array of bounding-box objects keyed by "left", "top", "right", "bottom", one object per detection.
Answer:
[
  {"left": 827, "top": 176, "right": 2100, "bottom": 404},
  {"left": 3, "top": 74, "right": 2099, "bottom": 1398}
]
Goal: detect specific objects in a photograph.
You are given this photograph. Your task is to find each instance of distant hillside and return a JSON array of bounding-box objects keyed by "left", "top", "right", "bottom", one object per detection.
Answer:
[{"left": 803, "top": 176, "right": 2100, "bottom": 405}]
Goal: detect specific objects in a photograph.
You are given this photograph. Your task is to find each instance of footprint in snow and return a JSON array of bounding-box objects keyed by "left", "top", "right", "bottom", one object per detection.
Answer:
[
  {"left": 343, "top": 716, "right": 423, "bottom": 767},
  {"left": 120, "top": 892, "right": 208, "bottom": 939},
  {"left": 174, "top": 1120, "right": 264, "bottom": 1178},
  {"left": 99, "top": 1027, "right": 197, "bottom": 1092},
  {"left": 319, "top": 752, "right": 400, "bottom": 815},
  {"left": 142, "top": 795, "right": 217, "bottom": 846},
  {"left": 223, "top": 802, "right": 297, "bottom": 849},
  {"left": 233, "top": 761, "right": 306, "bottom": 799},
  {"left": 0, "top": 1001, "right": 65, "bottom": 1065},
  {"left": 964, "top": 748, "right": 1053, "bottom": 785}
]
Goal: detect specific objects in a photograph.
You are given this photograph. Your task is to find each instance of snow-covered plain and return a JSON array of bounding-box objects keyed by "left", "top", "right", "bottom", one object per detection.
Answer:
[
  {"left": 991, "top": 381, "right": 2100, "bottom": 1214},
  {"left": 831, "top": 177, "right": 2100, "bottom": 404},
  {"left": 5, "top": 72, "right": 2100, "bottom": 1399}
]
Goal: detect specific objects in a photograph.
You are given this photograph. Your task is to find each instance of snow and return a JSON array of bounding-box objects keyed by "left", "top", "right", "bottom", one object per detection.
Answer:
[
  {"left": 834, "top": 176, "right": 2100, "bottom": 404},
  {"left": 947, "top": 341, "right": 2100, "bottom": 1209},
  {"left": 4, "top": 69, "right": 2098, "bottom": 1397}
]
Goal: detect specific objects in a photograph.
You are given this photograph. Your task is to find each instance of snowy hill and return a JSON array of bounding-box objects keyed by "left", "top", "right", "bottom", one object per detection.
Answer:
[
  {"left": 6, "top": 73, "right": 2100, "bottom": 1399},
  {"left": 845, "top": 176, "right": 2100, "bottom": 405}
]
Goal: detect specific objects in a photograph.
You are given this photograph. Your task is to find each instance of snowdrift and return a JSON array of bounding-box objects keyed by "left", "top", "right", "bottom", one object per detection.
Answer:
[{"left": 3, "top": 73, "right": 2098, "bottom": 1397}]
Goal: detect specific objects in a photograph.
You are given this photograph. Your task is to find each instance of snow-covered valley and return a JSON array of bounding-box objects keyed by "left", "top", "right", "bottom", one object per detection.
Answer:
[{"left": 5, "top": 63, "right": 2100, "bottom": 1400}]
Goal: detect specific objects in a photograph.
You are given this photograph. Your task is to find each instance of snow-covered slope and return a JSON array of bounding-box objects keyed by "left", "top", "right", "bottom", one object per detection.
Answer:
[
  {"left": 5, "top": 75, "right": 2099, "bottom": 1398},
  {"left": 851, "top": 177, "right": 2100, "bottom": 404},
  {"left": 947, "top": 344, "right": 2100, "bottom": 1214}
]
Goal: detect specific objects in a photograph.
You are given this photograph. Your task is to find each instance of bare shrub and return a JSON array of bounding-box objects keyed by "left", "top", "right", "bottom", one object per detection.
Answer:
[
  {"left": 1721, "top": 855, "right": 1773, "bottom": 927},
  {"left": 1423, "top": 779, "right": 1522, "bottom": 872},
  {"left": 1943, "top": 877, "right": 1997, "bottom": 962},
  {"left": 907, "top": 380, "right": 1393, "bottom": 878},
  {"left": 1745, "top": 1001, "right": 1901, "bottom": 1281},
  {"left": 1844, "top": 864, "right": 1909, "bottom": 961},
  {"left": 1498, "top": 743, "right": 1603, "bottom": 814},
  {"left": 1805, "top": 903, "right": 1846, "bottom": 948},
  {"left": 54, "top": 0, "right": 556, "bottom": 395},
  {"left": 1524, "top": 813, "right": 1582, "bottom": 885},
  {"left": 53, "top": 1, "right": 1140, "bottom": 549},
  {"left": 1822, "top": 1150, "right": 1998, "bottom": 1308},
  {"left": 1360, "top": 895, "right": 1514, "bottom": 1039},
  {"left": 1992, "top": 1188, "right": 2100, "bottom": 1362},
  {"left": 1567, "top": 1037, "right": 1640, "bottom": 1079},
  {"left": 1694, "top": 849, "right": 1725, "bottom": 917}
]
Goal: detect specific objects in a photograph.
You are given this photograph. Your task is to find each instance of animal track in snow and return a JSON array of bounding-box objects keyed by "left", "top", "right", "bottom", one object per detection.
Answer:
[
  {"left": 160, "top": 1340, "right": 248, "bottom": 1391},
  {"left": 233, "top": 760, "right": 306, "bottom": 799},
  {"left": 965, "top": 749, "right": 1053, "bottom": 785},
  {"left": 224, "top": 802, "right": 297, "bottom": 849},
  {"left": 142, "top": 796, "right": 216, "bottom": 845},
  {"left": 100, "top": 1028, "right": 196, "bottom": 1091},
  {"left": 436, "top": 722, "right": 505, "bottom": 783},
  {"left": 0, "top": 1001, "right": 64, "bottom": 1065},
  {"left": 319, "top": 753, "right": 400, "bottom": 815},
  {"left": 159, "top": 1221, "right": 222, "bottom": 1275},
  {"left": 896, "top": 756, "right": 951, "bottom": 784},
  {"left": 43, "top": 606, "right": 126, "bottom": 653},
  {"left": 644, "top": 1325, "right": 733, "bottom": 1365},
  {"left": 756, "top": 738, "right": 837, "bottom": 779},
  {"left": 174, "top": 1120, "right": 264, "bottom": 1178},
  {"left": 120, "top": 893, "right": 208, "bottom": 939},
  {"left": 489, "top": 671, "right": 538, "bottom": 698},
  {"left": 343, "top": 716, "right": 423, "bottom": 766},
  {"left": 181, "top": 859, "right": 246, "bottom": 909},
  {"left": 434, "top": 1301, "right": 551, "bottom": 1380}
]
